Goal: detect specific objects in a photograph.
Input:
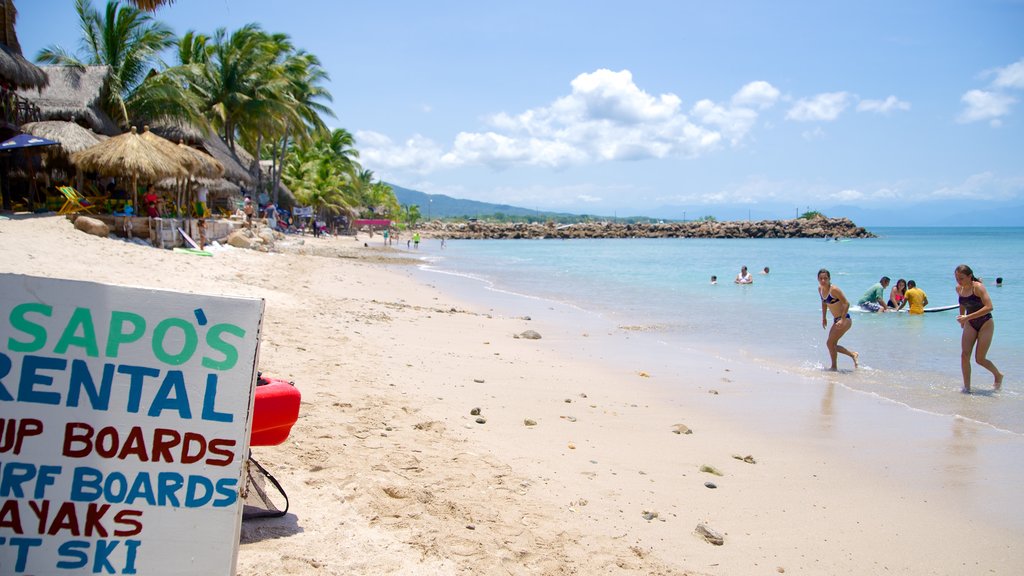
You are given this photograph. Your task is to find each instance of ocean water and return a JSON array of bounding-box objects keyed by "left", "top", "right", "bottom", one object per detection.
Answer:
[{"left": 413, "top": 227, "right": 1024, "bottom": 434}]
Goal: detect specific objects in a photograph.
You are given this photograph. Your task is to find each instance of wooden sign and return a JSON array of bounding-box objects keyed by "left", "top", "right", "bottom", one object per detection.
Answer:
[{"left": 0, "top": 274, "right": 264, "bottom": 575}]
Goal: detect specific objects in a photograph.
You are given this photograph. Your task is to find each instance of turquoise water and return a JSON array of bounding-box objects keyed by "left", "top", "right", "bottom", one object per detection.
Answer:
[{"left": 415, "top": 227, "right": 1024, "bottom": 433}]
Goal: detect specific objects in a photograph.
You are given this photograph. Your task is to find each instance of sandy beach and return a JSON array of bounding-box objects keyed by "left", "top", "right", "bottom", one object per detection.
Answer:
[{"left": 3, "top": 215, "right": 1022, "bottom": 576}]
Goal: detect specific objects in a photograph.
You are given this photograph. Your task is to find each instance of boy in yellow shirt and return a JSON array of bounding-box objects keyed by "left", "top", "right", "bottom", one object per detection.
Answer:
[{"left": 904, "top": 280, "right": 929, "bottom": 314}]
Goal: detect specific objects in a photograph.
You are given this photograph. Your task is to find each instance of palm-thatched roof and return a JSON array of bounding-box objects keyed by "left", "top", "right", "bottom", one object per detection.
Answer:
[
  {"left": 154, "top": 176, "right": 237, "bottom": 195},
  {"left": 178, "top": 141, "right": 223, "bottom": 179},
  {"left": 140, "top": 125, "right": 200, "bottom": 175},
  {"left": 197, "top": 132, "right": 255, "bottom": 186},
  {"left": 16, "top": 66, "right": 118, "bottom": 135},
  {"left": 70, "top": 126, "right": 186, "bottom": 181},
  {"left": 21, "top": 120, "right": 101, "bottom": 154},
  {"left": 127, "top": 0, "right": 176, "bottom": 11},
  {"left": 0, "top": 0, "right": 48, "bottom": 89}
]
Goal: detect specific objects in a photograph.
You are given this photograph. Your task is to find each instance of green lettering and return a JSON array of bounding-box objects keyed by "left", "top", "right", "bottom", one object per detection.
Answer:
[
  {"left": 7, "top": 303, "right": 52, "bottom": 353},
  {"left": 105, "top": 311, "right": 146, "bottom": 358},
  {"left": 152, "top": 318, "right": 197, "bottom": 366},
  {"left": 202, "top": 324, "right": 245, "bottom": 371},
  {"left": 54, "top": 307, "right": 100, "bottom": 357}
]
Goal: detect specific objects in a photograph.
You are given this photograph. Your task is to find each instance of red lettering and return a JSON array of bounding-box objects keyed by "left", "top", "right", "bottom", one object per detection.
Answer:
[
  {"left": 28, "top": 500, "right": 48, "bottom": 534},
  {"left": 48, "top": 501, "right": 80, "bottom": 536},
  {"left": 62, "top": 422, "right": 94, "bottom": 457},
  {"left": 151, "top": 428, "right": 181, "bottom": 463},
  {"left": 95, "top": 427, "right": 119, "bottom": 458},
  {"left": 206, "top": 439, "right": 236, "bottom": 466},
  {"left": 114, "top": 509, "right": 143, "bottom": 536},
  {"left": 118, "top": 428, "right": 149, "bottom": 462},
  {"left": 0, "top": 499, "right": 22, "bottom": 534},
  {"left": 84, "top": 503, "right": 110, "bottom": 537},
  {"left": 0, "top": 418, "right": 43, "bottom": 455},
  {"left": 180, "top": 433, "right": 206, "bottom": 464}
]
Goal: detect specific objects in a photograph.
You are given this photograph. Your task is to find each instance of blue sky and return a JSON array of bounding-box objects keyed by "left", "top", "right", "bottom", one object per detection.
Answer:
[{"left": 17, "top": 1, "right": 1024, "bottom": 222}]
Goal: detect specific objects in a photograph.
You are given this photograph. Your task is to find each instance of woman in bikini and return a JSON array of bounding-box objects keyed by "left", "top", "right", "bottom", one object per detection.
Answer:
[
  {"left": 955, "top": 264, "right": 1003, "bottom": 393},
  {"left": 818, "top": 268, "right": 858, "bottom": 371},
  {"left": 888, "top": 278, "right": 907, "bottom": 310}
]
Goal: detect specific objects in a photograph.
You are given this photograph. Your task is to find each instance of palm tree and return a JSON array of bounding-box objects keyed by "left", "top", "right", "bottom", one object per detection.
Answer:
[
  {"left": 126, "top": 0, "right": 174, "bottom": 10},
  {"left": 36, "top": 0, "right": 175, "bottom": 128}
]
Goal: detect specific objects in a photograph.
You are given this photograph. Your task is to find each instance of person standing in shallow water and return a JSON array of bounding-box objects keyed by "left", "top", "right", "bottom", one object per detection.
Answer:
[
  {"left": 818, "top": 268, "right": 858, "bottom": 370},
  {"left": 955, "top": 264, "right": 1003, "bottom": 393}
]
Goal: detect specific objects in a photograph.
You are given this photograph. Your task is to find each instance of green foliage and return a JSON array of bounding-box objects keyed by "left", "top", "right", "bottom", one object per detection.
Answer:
[
  {"left": 800, "top": 210, "right": 826, "bottom": 219},
  {"left": 696, "top": 215, "right": 717, "bottom": 222}
]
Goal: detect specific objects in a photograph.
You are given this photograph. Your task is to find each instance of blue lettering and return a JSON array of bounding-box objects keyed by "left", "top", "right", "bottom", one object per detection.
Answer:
[
  {"left": 148, "top": 371, "right": 192, "bottom": 419},
  {"left": 115, "top": 365, "right": 160, "bottom": 414},
  {"left": 67, "top": 360, "right": 114, "bottom": 410},
  {"left": 158, "top": 472, "right": 183, "bottom": 507},
  {"left": 201, "top": 374, "right": 232, "bottom": 423},
  {"left": 70, "top": 467, "right": 103, "bottom": 502},
  {"left": 92, "top": 539, "right": 118, "bottom": 574},
  {"left": 125, "top": 472, "right": 155, "bottom": 506},
  {"left": 215, "top": 477, "right": 239, "bottom": 507},
  {"left": 18, "top": 355, "right": 67, "bottom": 405},
  {"left": 186, "top": 475, "right": 213, "bottom": 507},
  {"left": 4, "top": 536, "right": 43, "bottom": 572},
  {"left": 0, "top": 352, "right": 12, "bottom": 401},
  {"left": 57, "top": 540, "right": 89, "bottom": 569}
]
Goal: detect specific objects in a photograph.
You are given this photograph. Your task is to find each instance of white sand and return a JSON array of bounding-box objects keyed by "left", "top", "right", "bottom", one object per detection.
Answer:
[{"left": 3, "top": 215, "right": 1022, "bottom": 575}]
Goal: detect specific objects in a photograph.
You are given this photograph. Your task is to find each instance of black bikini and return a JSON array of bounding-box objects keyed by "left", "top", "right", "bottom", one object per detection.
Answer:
[
  {"left": 959, "top": 291, "right": 992, "bottom": 331},
  {"left": 821, "top": 289, "right": 850, "bottom": 322}
]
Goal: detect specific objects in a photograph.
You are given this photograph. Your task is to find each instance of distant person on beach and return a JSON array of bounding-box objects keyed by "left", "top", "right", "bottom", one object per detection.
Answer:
[
  {"left": 243, "top": 196, "right": 254, "bottom": 229},
  {"left": 734, "top": 266, "right": 753, "bottom": 284},
  {"left": 383, "top": 228, "right": 390, "bottom": 245},
  {"left": 265, "top": 202, "right": 277, "bottom": 231},
  {"left": 955, "top": 264, "right": 1003, "bottom": 393},
  {"left": 818, "top": 268, "right": 858, "bottom": 370},
  {"left": 761, "top": 266, "right": 770, "bottom": 275},
  {"left": 710, "top": 275, "right": 717, "bottom": 285},
  {"left": 413, "top": 232, "right": 420, "bottom": 249},
  {"left": 858, "top": 276, "right": 890, "bottom": 312},
  {"left": 888, "top": 278, "right": 907, "bottom": 310},
  {"left": 196, "top": 184, "right": 209, "bottom": 218},
  {"left": 996, "top": 277, "right": 1003, "bottom": 287},
  {"left": 142, "top": 187, "right": 161, "bottom": 219},
  {"left": 903, "top": 280, "right": 928, "bottom": 314}
]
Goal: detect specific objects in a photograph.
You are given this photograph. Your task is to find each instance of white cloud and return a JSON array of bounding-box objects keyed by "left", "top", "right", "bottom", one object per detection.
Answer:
[
  {"left": 857, "top": 96, "right": 911, "bottom": 114},
  {"left": 355, "top": 131, "right": 451, "bottom": 174},
  {"left": 801, "top": 126, "right": 826, "bottom": 141},
  {"left": 786, "top": 92, "right": 850, "bottom": 122},
  {"left": 731, "top": 81, "right": 780, "bottom": 109},
  {"left": 577, "top": 194, "right": 602, "bottom": 203},
  {"left": 992, "top": 58, "right": 1024, "bottom": 90},
  {"left": 929, "top": 172, "right": 1024, "bottom": 201},
  {"left": 361, "top": 69, "right": 746, "bottom": 174},
  {"left": 831, "top": 189, "right": 864, "bottom": 202},
  {"left": 956, "top": 58, "right": 1024, "bottom": 126},
  {"left": 956, "top": 89, "right": 1016, "bottom": 125}
]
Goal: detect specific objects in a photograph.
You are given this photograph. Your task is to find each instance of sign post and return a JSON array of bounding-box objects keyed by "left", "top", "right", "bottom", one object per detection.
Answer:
[{"left": 0, "top": 273, "right": 264, "bottom": 575}]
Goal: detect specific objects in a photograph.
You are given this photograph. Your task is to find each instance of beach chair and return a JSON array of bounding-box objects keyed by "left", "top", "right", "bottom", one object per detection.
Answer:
[{"left": 56, "top": 186, "right": 96, "bottom": 215}]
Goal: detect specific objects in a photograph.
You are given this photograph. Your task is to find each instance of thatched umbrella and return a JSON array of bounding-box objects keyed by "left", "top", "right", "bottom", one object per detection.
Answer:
[
  {"left": 21, "top": 120, "right": 101, "bottom": 154},
  {"left": 178, "top": 142, "right": 223, "bottom": 179},
  {"left": 70, "top": 126, "right": 186, "bottom": 209}
]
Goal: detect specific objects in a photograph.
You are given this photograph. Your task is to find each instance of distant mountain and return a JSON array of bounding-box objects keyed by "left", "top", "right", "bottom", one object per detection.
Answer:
[
  {"left": 389, "top": 184, "right": 581, "bottom": 220},
  {"left": 389, "top": 183, "right": 1023, "bottom": 227}
]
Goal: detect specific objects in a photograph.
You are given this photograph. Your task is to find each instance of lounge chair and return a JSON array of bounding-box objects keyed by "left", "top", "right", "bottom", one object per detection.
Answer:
[{"left": 56, "top": 186, "right": 96, "bottom": 215}]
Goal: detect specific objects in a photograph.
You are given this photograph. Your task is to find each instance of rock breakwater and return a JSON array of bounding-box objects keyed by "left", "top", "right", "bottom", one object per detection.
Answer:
[{"left": 419, "top": 217, "right": 873, "bottom": 240}]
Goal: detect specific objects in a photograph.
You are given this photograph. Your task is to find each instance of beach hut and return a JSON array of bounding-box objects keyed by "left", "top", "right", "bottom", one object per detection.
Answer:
[
  {"left": 21, "top": 120, "right": 102, "bottom": 154},
  {"left": 16, "top": 66, "right": 120, "bottom": 136},
  {"left": 2, "top": 0, "right": 48, "bottom": 209},
  {"left": 70, "top": 126, "right": 187, "bottom": 209}
]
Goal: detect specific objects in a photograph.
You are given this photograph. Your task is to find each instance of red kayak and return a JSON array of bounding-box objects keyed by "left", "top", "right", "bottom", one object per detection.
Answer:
[{"left": 251, "top": 376, "right": 301, "bottom": 446}]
